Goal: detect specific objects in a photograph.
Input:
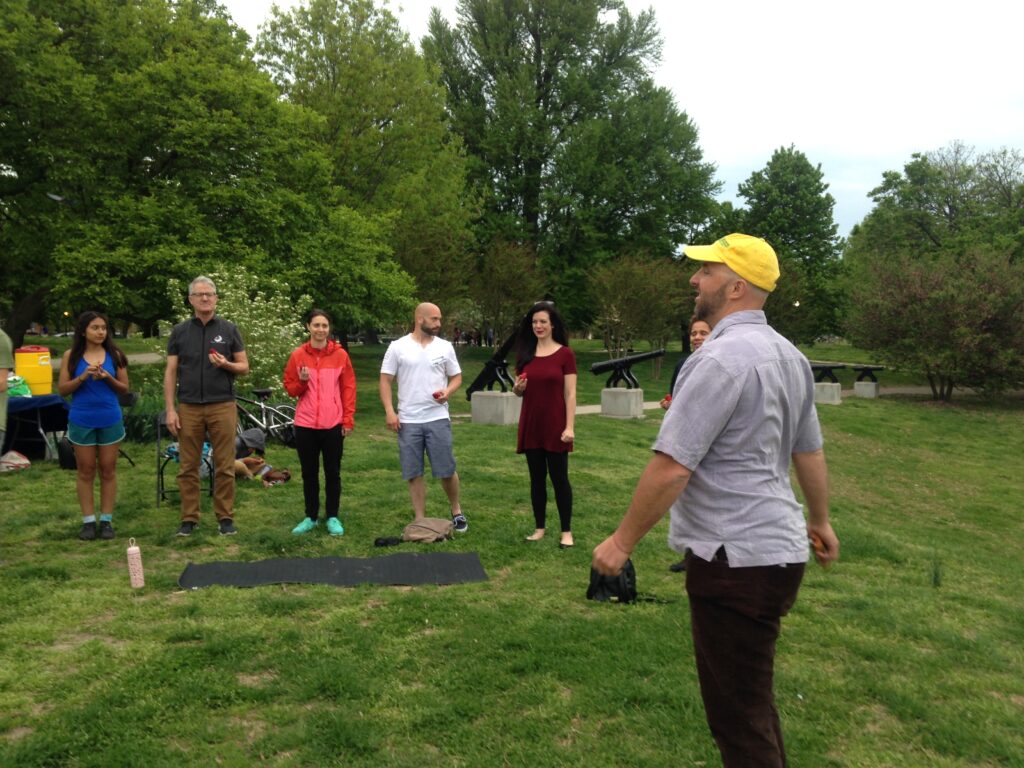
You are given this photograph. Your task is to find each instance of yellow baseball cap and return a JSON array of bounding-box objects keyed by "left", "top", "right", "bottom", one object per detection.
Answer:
[{"left": 683, "top": 233, "right": 780, "bottom": 292}]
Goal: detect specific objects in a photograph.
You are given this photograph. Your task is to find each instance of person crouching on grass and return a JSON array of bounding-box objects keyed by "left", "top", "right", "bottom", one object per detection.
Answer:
[{"left": 58, "top": 311, "right": 130, "bottom": 541}]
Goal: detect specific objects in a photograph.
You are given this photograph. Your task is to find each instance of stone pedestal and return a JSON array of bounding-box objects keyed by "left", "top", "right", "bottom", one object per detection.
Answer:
[
  {"left": 601, "top": 388, "right": 645, "bottom": 419},
  {"left": 813, "top": 382, "right": 842, "bottom": 405},
  {"left": 854, "top": 381, "right": 880, "bottom": 399},
  {"left": 470, "top": 390, "right": 522, "bottom": 425}
]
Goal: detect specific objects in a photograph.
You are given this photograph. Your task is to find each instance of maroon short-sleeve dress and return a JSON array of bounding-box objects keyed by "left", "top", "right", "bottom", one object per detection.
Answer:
[{"left": 516, "top": 345, "right": 577, "bottom": 453}]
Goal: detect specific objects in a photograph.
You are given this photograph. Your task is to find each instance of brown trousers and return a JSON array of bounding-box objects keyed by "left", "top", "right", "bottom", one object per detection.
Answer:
[
  {"left": 685, "top": 550, "right": 805, "bottom": 768},
  {"left": 177, "top": 401, "right": 237, "bottom": 523}
]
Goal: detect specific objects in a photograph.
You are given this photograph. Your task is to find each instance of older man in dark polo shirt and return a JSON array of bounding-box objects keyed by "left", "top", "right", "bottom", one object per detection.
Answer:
[
  {"left": 164, "top": 276, "right": 249, "bottom": 536},
  {"left": 593, "top": 234, "right": 840, "bottom": 768}
]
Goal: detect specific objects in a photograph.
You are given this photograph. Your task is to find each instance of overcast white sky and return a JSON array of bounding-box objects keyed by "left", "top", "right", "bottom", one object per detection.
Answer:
[{"left": 221, "top": 0, "right": 1024, "bottom": 236}]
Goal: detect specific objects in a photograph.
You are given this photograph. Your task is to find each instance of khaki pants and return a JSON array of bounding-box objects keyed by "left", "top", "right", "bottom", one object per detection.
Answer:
[{"left": 177, "top": 401, "right": 237, "bottom": 523}]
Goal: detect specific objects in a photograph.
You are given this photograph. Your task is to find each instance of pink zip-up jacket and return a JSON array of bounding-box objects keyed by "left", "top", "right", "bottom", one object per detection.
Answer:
[{"left": 282, "top": 340, "right": 356, "bottom": 430}]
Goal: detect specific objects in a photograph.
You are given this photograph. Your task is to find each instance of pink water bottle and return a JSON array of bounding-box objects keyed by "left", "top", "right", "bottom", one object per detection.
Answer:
[{"left": 127, "top": 538, "right": 145, "bottom": 589}]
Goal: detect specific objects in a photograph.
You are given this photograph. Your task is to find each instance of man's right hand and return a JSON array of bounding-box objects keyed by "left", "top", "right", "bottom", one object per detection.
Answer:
[
  {"left": 592, "top": 533, "right": 632, "bottom": 577},
  {"left": 385, "top": 412, "right": 401, "bottom": 432},
  {"left": 808, "top": 523, "right": 839, "bottom": 568},
  {"left": 166, "top": 409, "right": 181, "bottom": 437}
]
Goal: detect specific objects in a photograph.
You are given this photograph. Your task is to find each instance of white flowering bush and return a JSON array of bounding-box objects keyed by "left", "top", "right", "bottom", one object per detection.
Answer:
[{"left": 168, "top": 266, "right": 311, "bottom": 397}]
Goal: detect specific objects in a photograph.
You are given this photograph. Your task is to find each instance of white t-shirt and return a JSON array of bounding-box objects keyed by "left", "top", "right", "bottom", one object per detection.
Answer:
[{"left": 380, "top": 334, "right": 461, "bottom": 423}]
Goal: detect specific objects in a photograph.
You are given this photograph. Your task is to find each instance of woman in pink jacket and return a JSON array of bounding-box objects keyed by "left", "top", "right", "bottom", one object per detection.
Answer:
[{"left": 283, "top": 309, "right": 357, "bottom": 535}]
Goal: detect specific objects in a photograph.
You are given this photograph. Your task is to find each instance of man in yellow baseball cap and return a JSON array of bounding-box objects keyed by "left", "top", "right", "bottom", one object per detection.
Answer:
[
  {"left": 682, "top": 232, "right": 780, "bottom": 292},
  {"left": 593, "top": 233, "right": 838, "bottom": 767}
]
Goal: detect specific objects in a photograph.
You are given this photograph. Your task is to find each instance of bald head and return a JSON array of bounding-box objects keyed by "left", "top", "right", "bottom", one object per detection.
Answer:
[{"left": 414, "top": 303, "right": 442, "bottom": 338}]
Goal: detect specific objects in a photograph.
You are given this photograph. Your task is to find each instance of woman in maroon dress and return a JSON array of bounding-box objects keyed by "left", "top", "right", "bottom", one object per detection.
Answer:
[{"left": 512, "top": 302, "right": 577, "bottom": 548}]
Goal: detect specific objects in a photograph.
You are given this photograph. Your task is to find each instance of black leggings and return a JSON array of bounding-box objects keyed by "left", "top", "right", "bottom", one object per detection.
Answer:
[
  {"left": 294, "top": 425, "right": 344, "bottom": 520},
  {"left": 525, "top": 449, "right": 573, "bottom": 532}
]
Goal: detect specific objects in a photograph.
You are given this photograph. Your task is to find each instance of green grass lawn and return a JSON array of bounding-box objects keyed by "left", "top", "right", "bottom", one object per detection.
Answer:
[
  {"left": 2, "top": 345, "right": 1021, "bottom": 766},
  {"left": 27, "top": 334, "right": 164, "bottom": 358}
]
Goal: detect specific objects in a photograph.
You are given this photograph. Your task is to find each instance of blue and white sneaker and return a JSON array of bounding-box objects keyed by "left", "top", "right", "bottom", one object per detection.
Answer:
[{"left": 452, "top": 513, "right": 469, "bottom": 533}]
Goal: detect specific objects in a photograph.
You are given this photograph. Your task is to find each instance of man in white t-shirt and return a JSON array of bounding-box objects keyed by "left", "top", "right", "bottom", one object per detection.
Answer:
[{"left": 379, "top": 303, "right": 468, "bottom": 532}]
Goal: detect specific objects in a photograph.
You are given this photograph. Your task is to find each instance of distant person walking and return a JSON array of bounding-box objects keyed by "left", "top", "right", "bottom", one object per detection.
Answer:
[
  {"left": 592, "top": 233, "right": 839, "bottom": 768},
  {"left": 512, "top": 301, "right": 577, "bottom": 548},
  {"left": 283, "top": 309, "right": 356, "bottom": 536},
  {"left": 379, "top": 302, "right": 467, "bottom": 532},
  {"left": 57, "top": 312, "right": 130, "bottom": 540},
  {"left": 164, "top": 276, "right": 249, "bottom": 537}
]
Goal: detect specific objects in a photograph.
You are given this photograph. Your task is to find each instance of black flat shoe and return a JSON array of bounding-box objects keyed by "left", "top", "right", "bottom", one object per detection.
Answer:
[{"left": 559, "top": 542, "right": 575, "bottom": 549}]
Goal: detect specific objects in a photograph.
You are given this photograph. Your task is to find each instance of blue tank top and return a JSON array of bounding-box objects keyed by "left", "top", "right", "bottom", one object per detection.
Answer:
[{"left": 69, "top": 353, "right": 122, "bottom": 428}]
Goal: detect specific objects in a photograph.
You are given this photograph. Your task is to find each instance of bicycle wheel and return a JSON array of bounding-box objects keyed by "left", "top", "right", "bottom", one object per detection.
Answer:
[
  {"left": 266, "top": 406, "right": 296, "bottom": 447},
  {"left": 236, "top": 403, "right": 261, "bottom": 436},
  {"left": 273, "top": 404, "right": 297, "bottom": 420}
]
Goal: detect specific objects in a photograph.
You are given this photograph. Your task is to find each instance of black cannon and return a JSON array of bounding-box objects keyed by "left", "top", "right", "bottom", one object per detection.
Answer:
[
  {"left": 465, "top": 331, "right": 518, "bottom": 399},
  {"left": 590, "top": 348, "right": 665, "bottom": 389}
]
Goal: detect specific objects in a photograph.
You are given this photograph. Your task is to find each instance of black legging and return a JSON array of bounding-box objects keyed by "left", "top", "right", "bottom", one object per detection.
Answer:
[
  {"left": 525, "top": 449, "right": 573, "bottom": 532},
  {"left": 294, "top": 425, "right": 344, "bottom": 520}
]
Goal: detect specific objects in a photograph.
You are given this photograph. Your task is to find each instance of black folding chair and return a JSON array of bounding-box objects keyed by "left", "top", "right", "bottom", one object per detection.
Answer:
[
  {"left": 155, "top": 411, "right": 213, "bottom": 506},
  {"left": 117, "top": 391, "right": 139, "bottom": 467}
]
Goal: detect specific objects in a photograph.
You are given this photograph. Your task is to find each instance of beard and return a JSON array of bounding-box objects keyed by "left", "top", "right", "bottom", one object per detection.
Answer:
[
  {"left": 419, "top": 321, "right": 440, "bottom": 337},
  {"left": 694, "top": 282, "right": 728, "bottom": 323}
]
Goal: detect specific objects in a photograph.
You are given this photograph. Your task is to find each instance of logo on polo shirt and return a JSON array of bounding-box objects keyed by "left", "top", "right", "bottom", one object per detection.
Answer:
[{"left": 213, "top": 335, "right": 224, "bottom": 343}]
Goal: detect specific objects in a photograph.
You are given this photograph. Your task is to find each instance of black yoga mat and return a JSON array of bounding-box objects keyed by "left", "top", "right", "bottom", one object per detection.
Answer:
[{"left": 178, "top": 552, "right": 488, "bottom": 590}]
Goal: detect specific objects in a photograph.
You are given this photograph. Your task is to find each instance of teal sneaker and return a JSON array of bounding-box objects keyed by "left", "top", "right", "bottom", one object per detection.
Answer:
[
  {"left": 292, "top": 518, "right": 318, "bottom": 535},
  {"left": 326, "top": 517, "right": 344, "bottom": 536}
]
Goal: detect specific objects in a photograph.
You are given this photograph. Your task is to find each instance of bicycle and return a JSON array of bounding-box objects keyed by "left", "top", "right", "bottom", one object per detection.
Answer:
[{"left": 235, "top": 388, "right": 296, "bottom": 447}]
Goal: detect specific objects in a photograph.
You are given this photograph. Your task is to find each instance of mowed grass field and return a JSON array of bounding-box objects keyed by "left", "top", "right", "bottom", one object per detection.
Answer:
[{"left": 1, "top": 343, "right": 1021, "bottom": 766}]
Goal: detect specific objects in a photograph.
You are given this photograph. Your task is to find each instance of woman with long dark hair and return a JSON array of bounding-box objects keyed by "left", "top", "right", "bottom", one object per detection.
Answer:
[
  {"left": 57, "top": 311, "right": 130, "bottom": 540},
  {"left": 512, "top": 301, "right": 577, "bottom": 547},
  {"left": 283, "top": 309, "right": 356, "bottom": 536}
]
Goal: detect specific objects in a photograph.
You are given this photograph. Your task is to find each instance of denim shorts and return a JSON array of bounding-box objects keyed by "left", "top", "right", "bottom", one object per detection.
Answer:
[
  {"left": 68, "top": 420, "right": 126, "bottom": 447},
  {"left": 397, "top": 418, "right": 456, "bottom": 480}
]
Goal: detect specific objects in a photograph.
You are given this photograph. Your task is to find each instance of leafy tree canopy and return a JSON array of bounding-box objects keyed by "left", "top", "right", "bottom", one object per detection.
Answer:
[
  {"left": 590, "top": 254, "right": 692, "bottom": 357},
  {"left": 735, "top": 145, "right": 844, "bottom": 343},
  {"left": 844, "top": 143, "right": 1024, "bottom": 398},
  {"left": 424, "top": 0, "right": 718, "bottom": 326},
  {"left": 256, "top": 0, "right": 475, "bottom": 307},
  {"left": 2, "top": 0, "right": 419, "bottom": 344}
]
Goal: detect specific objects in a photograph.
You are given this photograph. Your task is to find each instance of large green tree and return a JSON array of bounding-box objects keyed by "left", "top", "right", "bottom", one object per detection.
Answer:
[
  {"left": 50, "top": 0, "right": 336, "bottom": 335},
  {"left": 0, "top": 0, "right": 100, "bottom": 343},
  {"left": 256, "top": 0, "right": 474, "bottom": 306},
  {"left": 844, "top": 143, "right": 1024, "bottom": 398},
  {"left": 423, "top": 0, "right": 718, "bottom": 325},
  {"left": 1, "top": 0, "right": 411, "bottom": 341},
  {"left": 735, "top": 145, "right": 843, "bottom": 343}
]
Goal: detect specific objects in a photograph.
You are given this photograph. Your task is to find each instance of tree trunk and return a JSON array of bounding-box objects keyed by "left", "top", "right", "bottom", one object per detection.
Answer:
[{"left": 4, "top": 287, "right": 49, "bottom": 348}]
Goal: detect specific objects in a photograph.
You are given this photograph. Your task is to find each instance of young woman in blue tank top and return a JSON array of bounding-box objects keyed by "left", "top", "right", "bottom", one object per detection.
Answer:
[{"left": 58, "top": 311, "right": 130, "bottom": 541}]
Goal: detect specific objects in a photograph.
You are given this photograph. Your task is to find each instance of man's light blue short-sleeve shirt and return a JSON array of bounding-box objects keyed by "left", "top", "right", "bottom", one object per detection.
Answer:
[{"left": 653, "top": 310, "right": 823, "bottom": 567}]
